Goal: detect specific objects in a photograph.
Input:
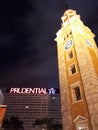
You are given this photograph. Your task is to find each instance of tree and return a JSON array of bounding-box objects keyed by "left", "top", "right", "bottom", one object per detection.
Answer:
[
  {"left": 10, "top": 116, "right": 24, "bottom": 130},
  {"left": 33, "top": 118, "right": 43, "bottom": 129},
  {"left": 2, "top": 117, "right": 10, "bottom": 130},
  {"left": 33, "top": 117, "right": 62, "bottom": 130},
  {"left": 2, "top": 116, "right": 24, "bottom": 130}
]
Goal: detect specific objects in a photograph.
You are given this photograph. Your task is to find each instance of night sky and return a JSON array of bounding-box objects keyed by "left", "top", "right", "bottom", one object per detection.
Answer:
[{"left": 0, "top": 0, "right": 98, "bottom": 88}]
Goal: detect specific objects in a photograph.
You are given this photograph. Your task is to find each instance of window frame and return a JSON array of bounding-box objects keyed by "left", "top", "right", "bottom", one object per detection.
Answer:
[
  {"left": 67, "top": 50, "right": 74, "bottom": 60},
  {"left": 68, "top": 63, "right": 77, "bottom": 76},
  {"left": 70, "top": 82, "right": 83, "bottom": 103}
]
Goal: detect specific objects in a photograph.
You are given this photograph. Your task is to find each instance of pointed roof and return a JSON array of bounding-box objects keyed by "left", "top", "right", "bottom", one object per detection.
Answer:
[{"left": 74, "top": 115, "right": 88, "bottom": 123}]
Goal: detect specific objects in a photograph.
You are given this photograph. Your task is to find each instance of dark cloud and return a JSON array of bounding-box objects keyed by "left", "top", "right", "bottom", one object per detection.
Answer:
[{"left": 0, "top": 0, "right": 98, "bottom": 88}]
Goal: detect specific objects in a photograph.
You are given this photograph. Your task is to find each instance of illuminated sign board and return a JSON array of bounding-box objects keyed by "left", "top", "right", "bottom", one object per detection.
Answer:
[{"left": 8, "top": 88, "right": 56, "bottom": 95}]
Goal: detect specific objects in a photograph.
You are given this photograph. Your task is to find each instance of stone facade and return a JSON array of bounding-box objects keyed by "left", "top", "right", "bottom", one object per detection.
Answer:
[{"left": 55, "top": 9, "right": 98, "bottom": 130}]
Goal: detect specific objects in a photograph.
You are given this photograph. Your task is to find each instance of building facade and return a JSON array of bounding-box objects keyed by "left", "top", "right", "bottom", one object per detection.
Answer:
[
  {"left": 0, "top": 89, "right": 7, "bottom": 129},
  {"left": 55, "top": 9, "right": 98, "bottom": 130},
  {"left": 0, "top": 105, "right": 7, "bottom": 129},
  {"left": 3, "top": 87, "right": 62, "bottom": 130},
  {"left": 0, "top": 90, "right": 4, "bottom": 105}
]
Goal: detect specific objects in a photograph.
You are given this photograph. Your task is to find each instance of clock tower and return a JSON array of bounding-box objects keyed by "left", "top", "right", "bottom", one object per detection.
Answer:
[{"left": 55, "top": 9, "right": 98, "bottom": 130}]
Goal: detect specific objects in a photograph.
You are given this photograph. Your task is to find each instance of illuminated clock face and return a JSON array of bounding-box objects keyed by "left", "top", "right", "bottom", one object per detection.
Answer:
[
  {"left": 85, "top": 39, "right": 93, "bottom": 48},
  {"left": 64, "top": 40, "right": 73, "bottom": 50}
]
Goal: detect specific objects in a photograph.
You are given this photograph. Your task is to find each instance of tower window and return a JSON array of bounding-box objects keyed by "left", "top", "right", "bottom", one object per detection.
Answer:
[
  {"left": 64, "top": 37, "right": 66, "bottom": 41},
  {"left": 68, "top": 51, "right": 73, "bottom": 59},
  {"left": 70, "top": 31, "right": 72, "bottom": 35},
  {"left": 72, "top": 86, "right": 82, "bottom": 102},
  {"left": 69, "top": 64, "right": 76, "bottom": 75},
  {"left": 72, "top": 65, "right": 76, "bottom": 74}
]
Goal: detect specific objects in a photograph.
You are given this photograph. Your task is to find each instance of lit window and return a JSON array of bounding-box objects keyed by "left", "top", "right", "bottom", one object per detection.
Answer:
[{"left": 25, "top": 106, "right": 29, "bottom": 109}]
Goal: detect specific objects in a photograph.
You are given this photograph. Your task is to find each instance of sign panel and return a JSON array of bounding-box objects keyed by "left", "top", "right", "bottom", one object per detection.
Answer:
[{"left": 6, "top": 88, "right": 57, "bottom": 95}]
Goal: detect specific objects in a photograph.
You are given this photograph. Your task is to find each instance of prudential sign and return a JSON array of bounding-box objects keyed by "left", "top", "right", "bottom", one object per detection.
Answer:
[{"left": 9, "top": 88, "right": 56, "bottom": 95}]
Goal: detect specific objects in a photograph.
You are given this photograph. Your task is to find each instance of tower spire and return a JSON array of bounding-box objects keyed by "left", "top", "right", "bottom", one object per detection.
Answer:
[{"left": 65, "top": 0, "right": 69, "bottom": 10}]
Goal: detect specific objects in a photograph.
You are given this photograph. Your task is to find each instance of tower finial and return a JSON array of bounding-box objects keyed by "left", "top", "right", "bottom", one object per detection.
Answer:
[
  {"left": 61, "top": 9, "right": 77, "bottom": 24},
  {"left": 65, "top": 0, "right": 69, "bottom": 9},
  {"left": 65, "top": 3, "right": 69, "bottom": 10}
]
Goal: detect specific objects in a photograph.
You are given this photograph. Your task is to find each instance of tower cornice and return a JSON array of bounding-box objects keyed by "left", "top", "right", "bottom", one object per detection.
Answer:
[{"left": 55, "top": 9, "right": 95, "bottom": 43}]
